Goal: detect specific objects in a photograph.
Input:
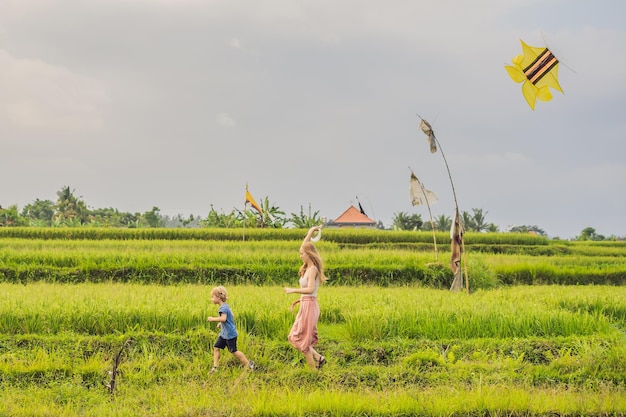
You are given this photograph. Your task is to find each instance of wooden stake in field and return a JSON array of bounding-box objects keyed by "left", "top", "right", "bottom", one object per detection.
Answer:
[
  {"left": 416, "top": 114, "right": 469, "bottom": 293},
  {"left": 106, "top": 338, "right": 133, "bottom": 397}
]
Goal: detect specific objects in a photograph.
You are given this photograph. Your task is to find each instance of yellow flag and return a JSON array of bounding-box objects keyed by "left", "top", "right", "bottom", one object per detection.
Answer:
[{"left": 245, "top": 186, "right": 262, "bottom": 214}]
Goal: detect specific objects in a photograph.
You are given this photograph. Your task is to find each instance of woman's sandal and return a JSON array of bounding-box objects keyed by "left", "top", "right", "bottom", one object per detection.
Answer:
[
  {"left": 210, "top": 366, "right": 219, "bottom": 374},
  {"left": 316, "top": 356, "right": 326, "bottom": 369}
]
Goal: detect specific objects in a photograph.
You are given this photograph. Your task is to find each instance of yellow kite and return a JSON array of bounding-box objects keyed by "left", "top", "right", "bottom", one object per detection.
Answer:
[{"left": 505, "top": 40, "right": 563, "bottom": 110}]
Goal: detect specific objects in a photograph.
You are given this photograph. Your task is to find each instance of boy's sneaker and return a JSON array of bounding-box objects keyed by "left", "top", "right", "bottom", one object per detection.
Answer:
[
  {"left": 210, "top": 366, "right": 218, "bottom": 374},
  {"left": 248, "top": 361, "right": 255, "bottom": 370}
]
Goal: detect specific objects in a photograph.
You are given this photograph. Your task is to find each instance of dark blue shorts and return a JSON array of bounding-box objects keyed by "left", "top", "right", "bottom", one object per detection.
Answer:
[{"left": 214, "top": 336, "right": 238, "bottom": 353}]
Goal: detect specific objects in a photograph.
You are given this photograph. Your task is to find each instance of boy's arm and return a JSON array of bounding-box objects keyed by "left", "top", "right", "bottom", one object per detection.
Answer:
[{"left": 207, "top": 312, "right": 227, "bottom": 323}]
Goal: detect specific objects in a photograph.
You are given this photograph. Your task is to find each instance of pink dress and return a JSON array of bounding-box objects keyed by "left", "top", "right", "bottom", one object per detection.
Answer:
[{"left": 288, "top": 274, "right": 320, "bottom": 353}]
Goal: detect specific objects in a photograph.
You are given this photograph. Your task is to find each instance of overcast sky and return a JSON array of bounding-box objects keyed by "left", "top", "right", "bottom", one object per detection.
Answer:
[{"left": 1, "top": 0, "right": 625, "bottom": 238}]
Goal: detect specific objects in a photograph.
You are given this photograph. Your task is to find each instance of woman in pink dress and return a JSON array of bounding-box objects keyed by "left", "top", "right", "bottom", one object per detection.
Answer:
[{"left": 284, "top": 225, "right": 328, "bottom": 370}]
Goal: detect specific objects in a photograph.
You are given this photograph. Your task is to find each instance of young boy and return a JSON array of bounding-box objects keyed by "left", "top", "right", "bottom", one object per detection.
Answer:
[{"left": 207, "top": 286, "right": 254, "bottom": 373}]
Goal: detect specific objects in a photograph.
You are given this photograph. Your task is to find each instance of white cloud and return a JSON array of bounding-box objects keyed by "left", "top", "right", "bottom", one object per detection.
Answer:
[
  {"left": 0, "top": 0, "right": 60, "bottom": 22},
  {"left": 230, "top": 38, "right": 242, "bottom": 49},
  {"left": 0, "top": 50, "right": 108, "bottom": 132},
  {"left": 217, "top": 112, "right": 236, "bottom": 127}
]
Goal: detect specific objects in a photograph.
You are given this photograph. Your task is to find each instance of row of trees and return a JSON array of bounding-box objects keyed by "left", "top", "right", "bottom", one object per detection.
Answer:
[
  {"left": 0, "top": 186, "right": 324, "bottom": 229},
  {"left": 1, "top": 187, "right": 179, "bottom": 228},
  {"left": 0, "top": 186, "right": 615, "bottom": 240},
  {"left": 392, "top": 209, "right": 496, "bottom": 233},
  {"left": 390, "top": 209, "right": 548, "bottom": 235}
]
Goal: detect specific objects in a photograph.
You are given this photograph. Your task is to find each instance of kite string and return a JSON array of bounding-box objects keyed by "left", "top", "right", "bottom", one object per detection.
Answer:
[{"left": 540, "top": 29, "right": 576, "bottom": 74}]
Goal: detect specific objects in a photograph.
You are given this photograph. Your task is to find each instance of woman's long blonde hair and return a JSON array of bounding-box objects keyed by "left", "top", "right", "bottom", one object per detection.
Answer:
[{"left": 299, "top": 242, "right": 327, "bottom": 283}]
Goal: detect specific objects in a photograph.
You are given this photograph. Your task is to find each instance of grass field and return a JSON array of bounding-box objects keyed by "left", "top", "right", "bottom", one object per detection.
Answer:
[
  {"left": 1, "top": 229, "right": 625, "bottom": 415},
  {"left": 1, "top": 283, "right": 625, "bottom": 416},
  {"left": 2, "top": 232, "right": 626, "bottom": 286}
]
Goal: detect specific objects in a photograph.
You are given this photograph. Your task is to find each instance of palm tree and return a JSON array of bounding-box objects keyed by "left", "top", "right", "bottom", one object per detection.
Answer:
[
  {"left": 463, "top": 208, "right": 489, "bottom": 232},
  {"left": 434, "top": 214, "right": 452, "bottom": 232},
  {"left": 392, "top": 212, "right": 423, "bottom": 231},
  {"left": 53, "top": 186, "right": 88, "bottom": 225},
  {"left": 461, "top": 211, "right": 475, "bottom": 232}
]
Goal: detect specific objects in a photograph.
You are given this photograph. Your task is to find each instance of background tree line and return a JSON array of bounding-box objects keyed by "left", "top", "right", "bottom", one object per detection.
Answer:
[
  {"left": 390, "top": 209, "right": 545, "bottom": 235},
  {"left": 0, "top": 186, "right": 323, "bottom": 229},
  {"left": 0, "top": 186, "right": 619, "bottom": 241}
]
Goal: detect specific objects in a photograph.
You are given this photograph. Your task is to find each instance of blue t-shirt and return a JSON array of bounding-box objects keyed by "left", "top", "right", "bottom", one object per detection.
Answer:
[{"left": 218, "top": 303, "right": 238, "bottom": 340}]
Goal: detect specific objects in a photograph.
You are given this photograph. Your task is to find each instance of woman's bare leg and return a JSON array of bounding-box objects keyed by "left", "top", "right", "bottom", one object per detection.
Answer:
[{"left": 303, "top": 350, "right": 317, "bottom": 369}]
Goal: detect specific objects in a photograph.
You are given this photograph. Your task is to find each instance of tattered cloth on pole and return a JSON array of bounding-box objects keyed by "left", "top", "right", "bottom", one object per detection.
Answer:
[
  {"left": 409, "top": 172, "right": 438, "bottom": 207},
  {"left": 419, "top": 119, "right": 437, "bottom": 154},
  {"left": 410, "top": 170, "right": 439, "bottom": 262},
  {"left": 357, "top": 199, "right": 367, "bottom": 216},
  {"left": 449, "top": 209, "right": 464, "bottom": 292}
]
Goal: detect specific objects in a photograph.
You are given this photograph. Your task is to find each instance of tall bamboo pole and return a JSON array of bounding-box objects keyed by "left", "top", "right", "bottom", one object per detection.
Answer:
[{"left": 416, "top": 114, "right": 468, "bottom": 293}]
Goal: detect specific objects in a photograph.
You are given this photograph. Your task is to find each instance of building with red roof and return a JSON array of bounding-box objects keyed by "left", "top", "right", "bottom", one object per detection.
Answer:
[{"left": 325, "top": 205, "right": 377, "bottom": 229}]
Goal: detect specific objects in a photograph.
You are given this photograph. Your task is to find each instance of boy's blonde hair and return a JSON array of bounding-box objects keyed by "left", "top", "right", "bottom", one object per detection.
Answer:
[{"left": 211, "top": 286, "right": 228, "bottom": 302}]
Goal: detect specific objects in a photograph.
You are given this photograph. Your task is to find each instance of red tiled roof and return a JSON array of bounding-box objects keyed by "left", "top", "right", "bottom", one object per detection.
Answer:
[{"left": 333, "top": 205, "right": 376, "bottom": 224}]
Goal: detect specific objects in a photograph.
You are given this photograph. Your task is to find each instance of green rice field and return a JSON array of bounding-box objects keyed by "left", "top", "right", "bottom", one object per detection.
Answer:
[
  {"left": 1, "top": 284, "right": 625, "bottom": 416},
  {"left": 0, "top": 229, "right": 625, "bottom": 416}
]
